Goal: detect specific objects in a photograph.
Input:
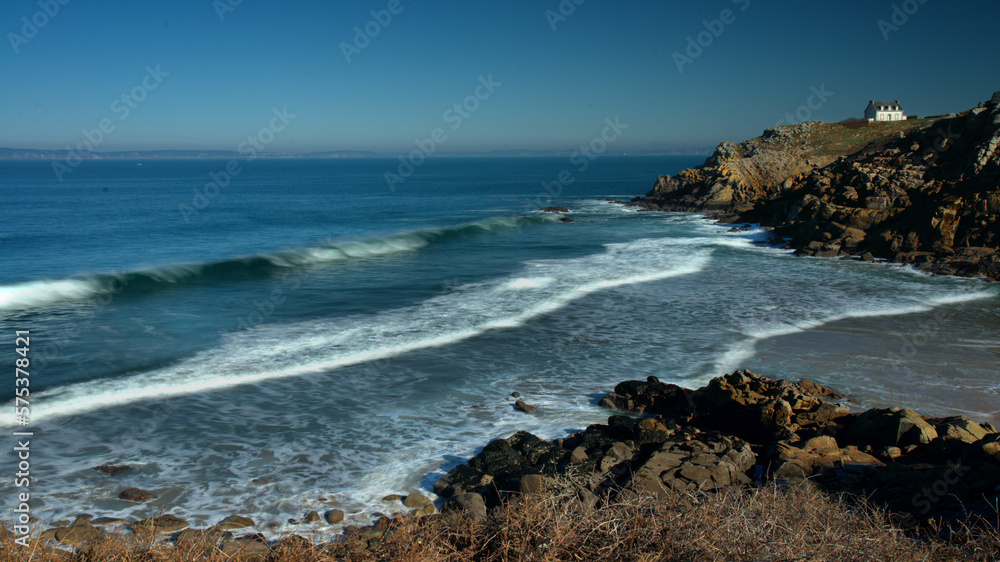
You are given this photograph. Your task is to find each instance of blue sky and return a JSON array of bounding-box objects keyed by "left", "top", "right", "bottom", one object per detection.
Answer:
[{"left": 2, "top": 0, "right": 998, "bottom": 153}]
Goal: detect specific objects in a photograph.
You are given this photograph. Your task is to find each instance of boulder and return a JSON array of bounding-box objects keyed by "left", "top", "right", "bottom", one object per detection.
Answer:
[
  {"left": 55, "top": 518, "right": 98, "bottom": 545},
  {"left": 569, "top": 446, "right": 589, "bottom": 464},
  {"left": 932, "top": 416, "right": 991, "bottom": 444},
  {"left": 513, "top": 400, "right": 537, "bottom": 414},
  {"left": 324, "top": 509, "right": 345, "bottom": 525},
  {"left": 119, "top": 487, "right": 156, "bottom": 502},
  {"left": 303, "top": 511, "right": 321, "bottom": 523},
  {"left": 622, "top": 435, "right": 755, "bottom": 499},
  {"left": 132, "top": 514, "right": 189, "bottom": 534},
  {"left": 94, "top": 464, "right": 132, "bottom": 476},
  {"left": 519, "top": 474, "right": 549, "bottom": 495},
  {"left": 175, "top": 527, "right": 225, "bottom": 548},
  {"left": 445, "top": 493, "right": 487, "bottom": 521},
  {"left": 842, "top": 408, "right": 938, "bottom": 448},
  {"left": 215, "top": 515, "right": 255, "bottom": 530},
  {"left": 540, "top": 206, "right": 569, "bottom": 213},
  {"left": 403, "top": 493, "right": 432, "bottom": 508},
  {"left": 600, "top": 378, "right": 696, "bottom": 420},
  {"left": 220, "top": 536, "right": 271, "bottom": 557}
]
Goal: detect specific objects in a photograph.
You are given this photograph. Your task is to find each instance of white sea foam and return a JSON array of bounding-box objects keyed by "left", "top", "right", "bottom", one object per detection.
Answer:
[
  {"left": 0, "top": 278, "right": 109, "bottom": 312},
  {"left": 710, "top": 290, "right": 998, "bottom": 376},
  {"left": 0, "top": 236, "right": 714, "bottom": 428},
  {"left": 0, "top": 216, "right": 549, "bottom": 314}
]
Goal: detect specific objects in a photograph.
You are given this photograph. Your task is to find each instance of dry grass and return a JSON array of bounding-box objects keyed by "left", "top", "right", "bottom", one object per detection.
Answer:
[
  {"left": 3, "top": 483, "right": 998, "bottom": 561},
  {"left": 801, "top": 119, "right": 931, "bottom": 158}
]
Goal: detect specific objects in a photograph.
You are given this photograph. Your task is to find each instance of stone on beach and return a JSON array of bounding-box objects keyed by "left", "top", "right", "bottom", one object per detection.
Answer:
[
  {"left": 403, "top": 492, "right": 432, "bottom": 508},
  {"left": 119, "top": 487, "right": 157, "bottom": 502},
  {"left": 215, "top": 514, "right": 255, "bottom": 530},
  {"left": 132, "top": 514, "right": 189, "bottom": 534},
  {"left": 324, "top": 509, "right": 345, "bottom": 524}
]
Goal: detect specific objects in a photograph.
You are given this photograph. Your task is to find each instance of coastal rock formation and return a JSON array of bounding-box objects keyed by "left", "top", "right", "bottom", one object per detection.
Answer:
[
  {"left": 434, "top": 370, "right": 1000, "bottom": 528},
  {"left": 743, "top": 98, "right": 1000, "bottom": 280},
  {"left": 630, "top": 91, "right": 1000, "bottom": 280},
  {"left": 627, "top": 122, "right": 838, "bottom": 219}
]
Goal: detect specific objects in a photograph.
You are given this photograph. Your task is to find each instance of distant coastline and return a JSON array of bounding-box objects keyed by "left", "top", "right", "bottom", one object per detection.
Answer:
[{"left": 0, "top": 148, "right": 713, "bottom": 160}]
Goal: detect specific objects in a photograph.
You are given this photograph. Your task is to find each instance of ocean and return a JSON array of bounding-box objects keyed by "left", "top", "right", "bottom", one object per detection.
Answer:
[{"left": 1, "top": 156, "right": 998, "bottom": 535}]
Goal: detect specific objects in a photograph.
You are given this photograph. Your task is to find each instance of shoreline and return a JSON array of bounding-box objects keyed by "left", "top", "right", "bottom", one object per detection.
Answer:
[
  {"left": 7, "top": 369, "right": 999, "bottom": 555},
  {"left": 5, "top": 208, "right": 1000, "bottom": 555}
]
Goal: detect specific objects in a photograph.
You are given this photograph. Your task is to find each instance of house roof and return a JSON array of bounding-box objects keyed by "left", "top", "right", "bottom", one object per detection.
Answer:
[{"left": 868, "top": 100, "right": 903, "bottom": 109}]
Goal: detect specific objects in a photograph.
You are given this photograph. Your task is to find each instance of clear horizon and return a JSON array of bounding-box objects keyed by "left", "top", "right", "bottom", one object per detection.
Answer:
[{"left": 3, "top": 0, "right": 998, "bottom": 154}]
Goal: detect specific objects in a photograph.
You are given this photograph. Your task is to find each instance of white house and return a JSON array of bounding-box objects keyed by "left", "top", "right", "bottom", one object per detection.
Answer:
[{"left": 865, "top": 100, "right": 906, "bottom": 122}]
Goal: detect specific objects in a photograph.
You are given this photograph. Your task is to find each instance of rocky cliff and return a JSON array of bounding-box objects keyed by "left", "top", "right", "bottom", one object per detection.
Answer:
[
  {"left": 627, "top": 122, "right": 830, "bottom": 219},
  {"left": 630, "top": 91, "right": 1000, "bottom": 280},
  {"left": 743, "top": 93, "right": 1000, "bottom": 280}
]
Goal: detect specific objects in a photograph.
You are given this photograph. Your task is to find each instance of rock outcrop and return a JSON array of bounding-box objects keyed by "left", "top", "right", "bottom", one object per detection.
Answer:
[
  {"left": 627, "top": 122, "right": 839, "bottom": 220},
  {"left": 434, "top": 370, "right": 1000, "bottom": 529},
  {"left": 629, "top": 91, "right": 1000, "bottom": 280},
  {"left": 743, "top": 98, "right": 1000, "bottom": 280}
]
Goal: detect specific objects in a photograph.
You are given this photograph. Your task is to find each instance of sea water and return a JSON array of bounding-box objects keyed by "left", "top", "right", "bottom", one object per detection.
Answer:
[{"left": 1, "top": 156, "right": 997, "bottom": 534}]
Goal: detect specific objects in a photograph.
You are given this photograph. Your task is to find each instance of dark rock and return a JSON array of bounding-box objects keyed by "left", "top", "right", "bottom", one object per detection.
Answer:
[
  {"left": 220, "top": 537, "right": 270, "bottom": 557},
  {"left": 303, "top": 511, "right": 321, "bottom": 523},
  {"left": 540, "top": 206, "right": 569, "bottom": 213},
  {"left": 216, "top": 515, "right": 255, "bottom": 530},
  {"left": 324, "top": 509, "right": 345, "bottom": 525},
  {"left": 600, "top": 379, "right": 696, "bottom": 420},
  {"left": 519, "top": 474, "right": 549, "bottom": 495},
  {"left": 559, "top": 217, "right": 575, "bottom": 222},
  {"left": 445, "top": 493, "right": 487, "bottom": 521},
  {"left": 514, "top": 399, "right": 537, "bottom": 414},
  {"left": 175, "top": 527, "right": 224, "bottom": 548},
  {"left": 469, "top": 438, "right": 526, "bottom": 476},
  {"left": 94, "top": 464, "right": 132, "bottom": 476},
  {"left": 841, "top": 408, "right": 938, "bottom": 449},
  {"left": 403, "top": 493, "right": 432, "bottom": 508},
  {"left": 118, "top": 487, "right": 156, "bottom": 502},
  {"left": 55, "top": 517, "right": 98, "bottom": 545},
  {"left": 132, "top": 514, "right": 189, "bottom": 534},
  {"left": 932, "top": 416, "right": 991, "bottom": 443}
]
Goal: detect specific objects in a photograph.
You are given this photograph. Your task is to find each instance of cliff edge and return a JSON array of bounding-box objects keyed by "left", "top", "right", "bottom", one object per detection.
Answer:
[{"left": 630, "top": 91, "right": 1000, "bottom": 280}]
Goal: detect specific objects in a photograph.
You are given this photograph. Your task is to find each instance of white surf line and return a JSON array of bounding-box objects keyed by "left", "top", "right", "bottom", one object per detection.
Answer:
[
  {"left": 708, "top": 290, "right": 998, "bottom": 377},
  {"left": 0, "top": 252, "right": 713, "bottom": 427},
  {"left": 0, "top": 215, "right": 550, "bottom": 314}
]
